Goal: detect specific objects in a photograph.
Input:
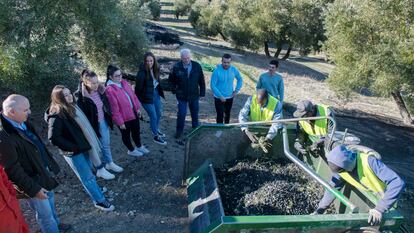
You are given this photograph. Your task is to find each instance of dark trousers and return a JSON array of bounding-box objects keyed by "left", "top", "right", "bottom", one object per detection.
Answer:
[
  {"left": 176, "top": 98, "right": 199, "bottom": 135},
  {"left": 214, "top": 97, "right": 233, "bottom": 124},
  {"left": 119, "top": 118, "right": 141, "bottom": 151}
]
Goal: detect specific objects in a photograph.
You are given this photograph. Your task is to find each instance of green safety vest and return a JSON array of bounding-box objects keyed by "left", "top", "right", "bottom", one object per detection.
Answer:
[
  {"left": 299, "top": 104, "right": 329, "bottom": 136},
  {"left": 250, "top": 95, "right": 278, "bottom": 122},
  {"left": 339, "top": 152, "right": 386, "bottom": 197}
]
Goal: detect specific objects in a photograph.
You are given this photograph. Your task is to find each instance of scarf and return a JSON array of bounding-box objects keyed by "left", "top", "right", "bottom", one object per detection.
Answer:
[{"left": 73, "top": 105, "right": 102, "bottom": 167}]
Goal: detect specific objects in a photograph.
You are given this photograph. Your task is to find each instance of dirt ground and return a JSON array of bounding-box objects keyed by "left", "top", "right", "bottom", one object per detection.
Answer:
[{"left": 20, "top": 0, "right": 414, "bottom": 232}]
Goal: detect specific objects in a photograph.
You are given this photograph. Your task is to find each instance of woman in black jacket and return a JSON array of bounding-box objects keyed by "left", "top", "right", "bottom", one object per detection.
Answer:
[
  {"left": 47, "top": 85, "right": 114, "bottom": 211},
  {"left": 77, "top": 69, "right": 123, "bottom": 173},
  {"left": 135, "top": 52, "right": 167, "bottom": 145}
]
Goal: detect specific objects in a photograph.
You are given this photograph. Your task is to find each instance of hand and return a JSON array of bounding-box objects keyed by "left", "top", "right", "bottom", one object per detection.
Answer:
[
  {"left": 220, "top": 97, "right": 226, "bottom": 103},
  {"left": 231, "top": 91, "right": 236, "bottom": 98},
  {"left": 368, "top": 209, "right": 382, "bottom": 225},
  {"left": 119, "top": 124, "right": 126, "bottom": 130},
  {"left": 294, "top": 141, "right": 307, "bottom": 154},
  {"left": 259, "top": 137, "right": 272, "bottom": 152},
  {"left": 310, "top": 208, "right": 325, "bottom": 215},
  {"left": 35, "top": 188, "right": 48, "bottom": 200}
]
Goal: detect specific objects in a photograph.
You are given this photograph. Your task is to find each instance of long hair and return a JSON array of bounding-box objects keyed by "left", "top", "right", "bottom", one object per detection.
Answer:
[
  {"left": 105, "top": 65, "right": 120, "bottom": 85},
  {"left": 49, "top": 85, "right": 76, "bottom": 118},
  {"left": 81, "top": 69, "right": 98, "bottom": 93},
  {"left": 143, "top": 52, "right": 160, "bottom": 81}
]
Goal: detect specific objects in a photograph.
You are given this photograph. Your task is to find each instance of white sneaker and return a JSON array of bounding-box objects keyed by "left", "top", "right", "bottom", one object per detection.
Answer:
[
  {"left": 127, "top": 148, "right": 143, "bottom": 157},
  {"left": 105, "top": 162, "right": 124, "bottom": 173},
  {"left": 136, "top": 146, "right": 150, "bottom": 154},
  {"left": 96, "top": 168, "right": 115, "bottom": 180}
]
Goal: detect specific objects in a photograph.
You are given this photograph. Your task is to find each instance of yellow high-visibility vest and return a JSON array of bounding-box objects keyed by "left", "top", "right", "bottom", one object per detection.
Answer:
[
  {"left": 339, "top": 152, "right": 386, "bottom": 197},
  {"left": 299, "top": 104, "right": 329, "bottom": 136},
  {"left": 250, "top": 95, "right": 278, "bottom": 122}
]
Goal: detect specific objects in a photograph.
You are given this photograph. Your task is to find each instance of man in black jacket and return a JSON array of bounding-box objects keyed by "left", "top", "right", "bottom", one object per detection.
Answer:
[
  {"left": 0, "top": 94, "right": 71, "bottom": 233},
  {"left": 168, "top": 48, "right": 206, "bottom": 140}
]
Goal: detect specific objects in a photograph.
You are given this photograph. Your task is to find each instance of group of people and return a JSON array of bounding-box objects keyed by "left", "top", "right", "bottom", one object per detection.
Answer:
[{"left": 0, "top": 47, "right": 406, "bottom": 233}]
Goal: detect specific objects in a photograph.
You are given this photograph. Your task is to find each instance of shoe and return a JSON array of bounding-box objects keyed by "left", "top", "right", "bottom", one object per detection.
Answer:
[
  {"left": 153, "top": 136, "right": 167, "bottom": 145},
  {"left": 175, "top": 132, "right": 182, "bottom": 139},
  {"left": 101, "top": 186, "right": 108, "bottom": 193},
  {"left": 96, "top": 168, "right": 115, "bottom": 180},
  {"left": 127, "top": 148, "right": 143, "bottom": 157},
  {"left": 58, "top": 223, "right": 72, "bottom": 232},
  {"left": 157, "top": 131, "right": 166, "bottom": 138},
  {"left": 105, "top": 162, "right": 124, "bottom": 173},
  {"left": 136, "top": 146, "right": 150, "bottom": 154},
  {"left": 94, "top": 200, "right": 115, "bottom": 211}
]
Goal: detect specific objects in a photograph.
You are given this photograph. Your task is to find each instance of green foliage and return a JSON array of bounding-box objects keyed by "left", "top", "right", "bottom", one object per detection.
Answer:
[
  {"left": 324, "top": 0, "right": 414, "bottom": 98},
  {"left": 0, "top": 0, "right": 149, "bottom": 105},
  {"left": 187, "top": 0, "right": 328, "bottom": 55},
  {"left": 174, "top": 0, "right": 194, "bottom": 18}
]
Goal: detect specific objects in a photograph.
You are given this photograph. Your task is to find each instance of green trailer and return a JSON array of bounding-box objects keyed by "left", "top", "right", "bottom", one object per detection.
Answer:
[{"left": 184, "top": 118, "right": 408, "bottom": 233}]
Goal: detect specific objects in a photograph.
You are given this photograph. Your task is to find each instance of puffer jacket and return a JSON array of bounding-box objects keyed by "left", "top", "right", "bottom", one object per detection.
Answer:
[
  {"left": 105, "top": 79, "right": 141, "bottom": 126},
  {"left": 0, "top": 165, "right": 29, "bottom": 233}
]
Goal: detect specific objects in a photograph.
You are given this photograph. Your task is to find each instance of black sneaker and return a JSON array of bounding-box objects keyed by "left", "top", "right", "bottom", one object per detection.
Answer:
[
  {"left": 94, "top": 200, "right": 115, "bottom": 211},
  {"left": 154, "top": 136, "right": 167, "bottom": 145},
  {"left": 157, "top": 131, "right": 166, "bottom": 138},
  {"left": 58, "top": 223, "right": 72, "bottom": 233}
]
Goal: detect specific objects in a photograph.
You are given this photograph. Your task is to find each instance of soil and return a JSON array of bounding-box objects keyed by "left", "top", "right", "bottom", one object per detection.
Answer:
[
  {"left": 17, "top": 0, "right": 414, "bottom": 232},
  {"left": 216, "top": 157, "right": 335, "bottom": 216}
]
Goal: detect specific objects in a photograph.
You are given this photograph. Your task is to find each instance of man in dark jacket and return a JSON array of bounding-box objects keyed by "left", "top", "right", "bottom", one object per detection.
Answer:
[
  {"left": 0, "top": 94, "right": 71, "bottom": 233},
  {"left": 168, "top": 48, "right": 206, "bottom": 140}
]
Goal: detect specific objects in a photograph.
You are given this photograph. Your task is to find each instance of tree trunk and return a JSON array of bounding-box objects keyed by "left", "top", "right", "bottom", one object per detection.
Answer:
[
  {"left": 218, "top": 31, "right": 227, "bottom": 41},
  {"left": 264, "top": 42, "right": 271, "bottom": 57},
  {"left": 274, "top": 44, "right": 282, "bottom": 58},
  {"left": 281, "top": 45, "right": 292, "bottom": 60},
  {"left": 391, "top": 91, "right": 414, "bottom": 125}
]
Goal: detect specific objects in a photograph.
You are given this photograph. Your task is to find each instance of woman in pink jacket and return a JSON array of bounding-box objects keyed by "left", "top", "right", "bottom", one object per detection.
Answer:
[{"left": 105, "top": 65, "right": 149, "bottom": 157}]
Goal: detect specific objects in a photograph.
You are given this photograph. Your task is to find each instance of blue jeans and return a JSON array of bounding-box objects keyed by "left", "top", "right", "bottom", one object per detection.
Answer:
[
  {"left": 176, "top": 98, "right": 199, "bottom": 134},
  {"left": 98, "top": 120, "right": 113, "bottom": 164},
  {"left": 27, "top": 191, "right": 60, "bottom": 233},
  {"left": 142, "top": 91, "right": 163, "bottom": 136},
  {"left": 64, "top": 153, "right": 105, "bottom": 204}
]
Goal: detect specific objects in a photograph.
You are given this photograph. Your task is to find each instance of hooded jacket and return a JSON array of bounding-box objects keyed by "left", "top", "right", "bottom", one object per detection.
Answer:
[{"left": 105, "top": 79, "right": 141, "bottom": 126}]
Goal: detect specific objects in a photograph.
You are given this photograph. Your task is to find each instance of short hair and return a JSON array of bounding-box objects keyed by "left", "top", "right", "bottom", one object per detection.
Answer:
[
  {"left": 180, "top": 48, "right": 191, "bottom": 57},
  {"left": 269, "top": 59, "right": 279, "bottom": 67},
  {"left": 222, "top": 53, "right": 232, "bottom": 59},
  {"left": 2, "top": 94, "right": 28, "bottom": 114}
]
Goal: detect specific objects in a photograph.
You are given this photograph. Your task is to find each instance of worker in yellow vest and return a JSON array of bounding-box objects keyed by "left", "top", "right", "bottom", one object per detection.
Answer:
[
  {"left": 314, "top": 145, "right": 405, "bottom": 225},
  {"left": 293, "top": 100, "right": 333, "bottom": 154},
  {"left": 238, "top": 89, "right": 283, "bottom": 151}
]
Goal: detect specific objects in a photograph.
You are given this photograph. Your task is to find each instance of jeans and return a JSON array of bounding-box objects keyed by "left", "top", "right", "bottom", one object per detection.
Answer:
[
  {"left": 142, "top": 91, "right": 163, "bottom": 136},
  {"left": 27, "top": 191, "right": 60, "bottom": 233},
  {"left": 214, "top": 97, "right": 234, "bottom": 124},
  {"left": 119, "top": 118, "right": 141, "bottom": 151},
  {"left": 176, "top": 98, "right": 199, "bottom": 134},
  {"left": 64, "top": 153, "right": 105, "bottom": 204},
  {"left": 98, "top": 120, "right": 113, "bottom": 164}
]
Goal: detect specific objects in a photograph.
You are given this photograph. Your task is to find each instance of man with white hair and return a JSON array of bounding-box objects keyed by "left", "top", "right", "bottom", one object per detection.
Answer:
[
  {"left": 169, "top": 49, "right": 206, "bottom": 142},
  {"left": 0, "top": 94, "right": 71, "bottom": 232}
]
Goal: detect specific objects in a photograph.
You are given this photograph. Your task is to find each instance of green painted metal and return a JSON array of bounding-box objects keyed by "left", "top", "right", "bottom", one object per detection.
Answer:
[{"left": 184, "top": 124, "right": 406, "bottom": 233}]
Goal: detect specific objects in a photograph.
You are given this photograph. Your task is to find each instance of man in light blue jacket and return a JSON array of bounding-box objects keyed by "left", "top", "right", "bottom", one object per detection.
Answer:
[
  {"left": 210, "top": 53, "right": 243, "bottom": 124},
  {"left": 256, "top": 60, "right": 284, "bottom": 102}
]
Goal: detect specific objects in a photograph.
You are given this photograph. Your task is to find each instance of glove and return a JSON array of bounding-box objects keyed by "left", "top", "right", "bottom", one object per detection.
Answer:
[
  {"left": 244, "top": 129, "right": 258, "bottom": 144},
  {"left": 258, "top": 136, "right": 272, "bottom": 153},
  {"left": 294, "top": 141, "right": 307, "bottom": 154},
  {"left": 368, "top": 209, "right": 382, "bottom": 225},
  {"left": 310, "top": 139, "right": 324, "bottom": 151},
  {"left": 310, "top": 208, "right": 325, "bottom": 215}
]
